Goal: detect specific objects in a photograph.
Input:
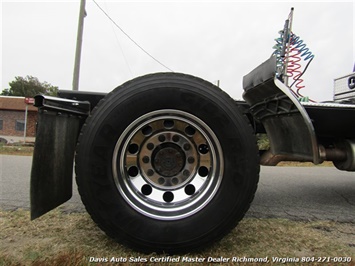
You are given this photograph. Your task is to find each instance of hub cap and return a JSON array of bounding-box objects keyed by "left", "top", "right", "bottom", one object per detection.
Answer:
[{"left": 112, "top": 110, "right": 223, "bottom": 220}]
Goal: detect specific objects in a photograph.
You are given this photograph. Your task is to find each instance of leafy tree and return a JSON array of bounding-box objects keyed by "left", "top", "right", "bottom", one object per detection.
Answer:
[{"left": 1, "top": 76, "right": 58, "bottom": 97}]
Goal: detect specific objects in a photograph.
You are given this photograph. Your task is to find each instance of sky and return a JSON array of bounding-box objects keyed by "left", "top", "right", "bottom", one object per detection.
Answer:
[{"left": 1, "top": 0, "right": 354, "bottom": 102}]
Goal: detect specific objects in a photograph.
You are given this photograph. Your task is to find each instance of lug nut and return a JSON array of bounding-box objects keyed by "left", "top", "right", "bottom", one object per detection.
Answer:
[
  {"left": 147, "top": 169, "right": 154, "bottom": 176},
  {"left": 183, "top": 143, "right": 191, "bottom": 151},
  {"left": 187, "top": 157, "right": 195, "bottom": 164},
  {"left": 147, "top": 143, "right": 154, "bottom": 150},
  {"left": 183, "top": 170, "right": 190, "bottom": 177}
]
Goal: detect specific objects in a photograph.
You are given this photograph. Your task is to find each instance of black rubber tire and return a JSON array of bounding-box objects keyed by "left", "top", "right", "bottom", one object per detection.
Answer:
[{"left": 75, "top": 73, "right": 259, "bottom": 254}]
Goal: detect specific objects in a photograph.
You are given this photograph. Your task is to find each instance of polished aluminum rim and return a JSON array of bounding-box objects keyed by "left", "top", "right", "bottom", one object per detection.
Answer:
[{"left": 112, "top": 110, "right": 223, "bottom": 220}]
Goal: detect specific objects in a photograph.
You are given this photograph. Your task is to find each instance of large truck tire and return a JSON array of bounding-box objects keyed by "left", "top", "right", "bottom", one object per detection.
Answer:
[{"left": 75, "top": 73, "right": 259, "bottom": 253}]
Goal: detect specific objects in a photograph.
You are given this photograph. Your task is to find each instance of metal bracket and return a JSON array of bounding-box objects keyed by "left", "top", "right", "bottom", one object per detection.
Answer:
[{"left": 34, "top": 95, "right": 91, "bottom": 116}]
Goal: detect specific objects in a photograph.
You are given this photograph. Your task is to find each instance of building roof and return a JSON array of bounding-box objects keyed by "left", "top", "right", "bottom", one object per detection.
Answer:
[{"left": 0, "top": 96, "right": 37, "bottom": 112}]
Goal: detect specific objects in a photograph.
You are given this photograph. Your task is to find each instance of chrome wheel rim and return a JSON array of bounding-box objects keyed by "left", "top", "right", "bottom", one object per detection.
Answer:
[{"left": 112, "top": 109, "right": 223, "bottom": 220}]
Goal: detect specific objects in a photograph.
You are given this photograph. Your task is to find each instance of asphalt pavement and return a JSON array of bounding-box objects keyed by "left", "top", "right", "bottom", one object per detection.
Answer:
[
  {"left": 248, "top": 166, "right": 355, "bottom": 222},
  {"left": 1, "top": 154, "right": 354, "bottom": 222},
  {"left": 0, "top": 154, "right": 84, "bottom": 213}
]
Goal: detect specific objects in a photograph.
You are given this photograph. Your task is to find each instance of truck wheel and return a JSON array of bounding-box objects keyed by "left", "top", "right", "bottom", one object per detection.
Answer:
[{"left": 75, "top": 73, "right": 259, "bottom": 253}]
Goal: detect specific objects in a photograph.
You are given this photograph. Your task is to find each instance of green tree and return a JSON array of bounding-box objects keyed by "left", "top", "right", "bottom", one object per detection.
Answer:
[{"left": 1, "top": 76, "right": 58, "bottom": 97}]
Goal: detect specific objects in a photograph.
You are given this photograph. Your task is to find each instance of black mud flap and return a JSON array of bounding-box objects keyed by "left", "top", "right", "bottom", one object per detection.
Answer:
[{"left": 30, "top": 95, "right": 90, "bottom": 220}]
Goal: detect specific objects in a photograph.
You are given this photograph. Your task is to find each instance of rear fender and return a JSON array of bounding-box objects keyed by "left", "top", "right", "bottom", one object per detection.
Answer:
[{"left": 242, "top": 57, "right": 320, "bottom": 165}]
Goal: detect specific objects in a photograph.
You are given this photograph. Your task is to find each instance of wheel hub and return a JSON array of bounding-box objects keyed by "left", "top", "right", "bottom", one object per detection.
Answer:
[
  {"left": 139, "top": 132, "right": 197, "bottom": 189},
  {"left": 153, "top": 144, "right": 185, "bottom": 177}
]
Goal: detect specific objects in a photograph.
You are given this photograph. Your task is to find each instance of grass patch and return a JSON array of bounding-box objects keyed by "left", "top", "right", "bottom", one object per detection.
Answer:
[
  {"left": 0, "top": 209, "right": 354, "bottom": 265},
  {"left": 0, "top": 144, "right": 34, "bottom": 156}
]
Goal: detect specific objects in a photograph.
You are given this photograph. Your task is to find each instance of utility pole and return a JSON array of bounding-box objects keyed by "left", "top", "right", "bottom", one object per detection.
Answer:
[{"left": 72, "top": 0, "right": 86, "bottom": 91}]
